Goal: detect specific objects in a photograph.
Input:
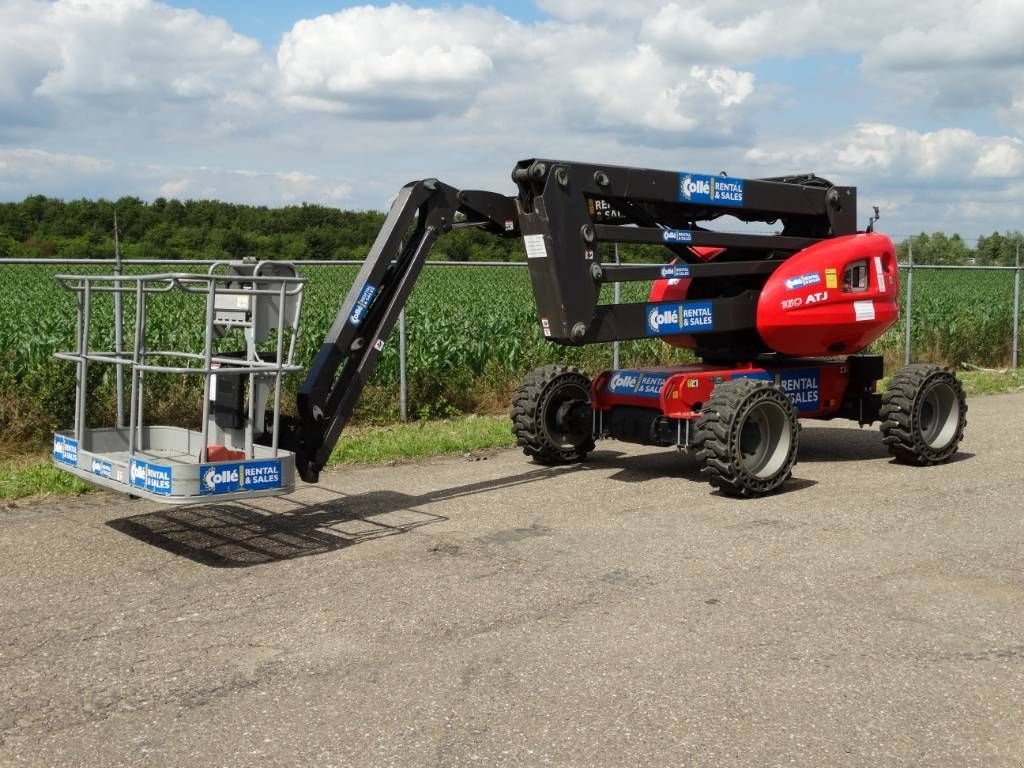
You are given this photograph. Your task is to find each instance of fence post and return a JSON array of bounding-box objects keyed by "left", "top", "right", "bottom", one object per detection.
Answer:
[
  {"left": 113, "top": 210, "right": 125, "bottom": 428},
  {"left": 612, "top": 243, "right": 621, "bottom": 370},
  {"left": 399, "top": 307, "right": 408, "bottom": 421},
  {"left": 904, "top": 239, "right": 914, "bottom": 366},
  {"left": 1014, "top": 242, "right": 1021, "bottom": 369}
]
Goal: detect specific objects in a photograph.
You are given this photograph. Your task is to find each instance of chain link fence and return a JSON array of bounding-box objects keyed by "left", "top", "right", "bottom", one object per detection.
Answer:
[{"left": 0, "top": 254, "right": 1021, "bottom": 434}]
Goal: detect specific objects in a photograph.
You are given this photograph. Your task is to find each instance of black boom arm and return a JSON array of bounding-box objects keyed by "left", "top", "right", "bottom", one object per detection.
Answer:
[{"left": 282, "top": 179, "right": 518, "bottom": 482}]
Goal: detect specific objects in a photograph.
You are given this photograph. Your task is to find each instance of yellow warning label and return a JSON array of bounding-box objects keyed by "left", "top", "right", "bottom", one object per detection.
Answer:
[{"left": 825, "top": 268, "right": 838, "bottom": 289}]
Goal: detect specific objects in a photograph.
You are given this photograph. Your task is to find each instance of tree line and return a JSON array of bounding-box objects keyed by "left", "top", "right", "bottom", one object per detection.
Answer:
[
  {"left": 0, "top": 195, "right": 522, "bottom": 262},
  {"left": 0, "top": 195, "right": 1021, "bottom": 265},
  {"left": 895, "top": 231, "right": 1023, "bottom": 266}
]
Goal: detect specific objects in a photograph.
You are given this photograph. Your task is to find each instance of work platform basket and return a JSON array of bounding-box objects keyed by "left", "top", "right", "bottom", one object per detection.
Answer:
[{"left": 51, "top": 261, "right": 306, "bottom": 504}]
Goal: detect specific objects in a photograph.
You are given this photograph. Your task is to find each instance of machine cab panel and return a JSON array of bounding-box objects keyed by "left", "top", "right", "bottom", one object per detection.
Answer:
[{"left": 755, "top": 233, "right": 898, "bottom": 357}]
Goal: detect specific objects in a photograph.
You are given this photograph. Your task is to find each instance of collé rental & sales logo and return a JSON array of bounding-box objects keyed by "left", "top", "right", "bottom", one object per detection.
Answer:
[
  {"left": 678, "top": 172, "right": 745, "bottom": 207},
  {"left": 198, "top": 459, "right": 283, "bottom": 495},
  {"left": 53, "top": 434, "right": 79, "bottom": 466},
  {"left": 784, "top": 272, "right": 822, "bottom": 291},
  {"left": 646, "top": 301, "right": 715, "bottom": 336},
  {"left": 130, "top": 458, "right": 173, "bottom": 495},
  {"left": 348, "top": 283, "right": 377, "bottom": 327},
  {"left": 606, "top": 371, "right": 670, "bottom": 399},
  {"left": 91, "top": 458, "right": 113, "bottom": 479}
]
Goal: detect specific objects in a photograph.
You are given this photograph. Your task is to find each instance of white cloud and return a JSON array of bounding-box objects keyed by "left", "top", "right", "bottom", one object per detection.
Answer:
[
  {"left": 833, "top": 124, "right": 1024, "bottom": 179},
  {"left": 747, "top": 123, "right": 1024, "bottom": 180},
  {"left": 273, "top": 3, "right": 762, "bottom": 146},
  {"left": 0, "top": 147, "right": 112, "bottom": 181},
  {"left": 743, "top": 123, "right": 1024, "bottom": 233},
  {"left": 638, "top": 1, "right": 916, "bottom": 63},
  {"left": 534, "top": 0, "right": 654, "bottom": 21},
  {"left": 864, "top": 2, "right": 1024, "bottom": 72},
  {"left": 570, "top": 46, "right": 756, "bottom": 144},
  {"left": 156, "top": 178, "right": 189, "bottom": 198},
  {"left": 1, "top": 0, "right": 268, "bottom": 111},
  {"left": 277, "top": 5, "right": 514, "bottom": 118},
  {"left": 633, "top": 0, "right": 1024, "bottom": 126}
]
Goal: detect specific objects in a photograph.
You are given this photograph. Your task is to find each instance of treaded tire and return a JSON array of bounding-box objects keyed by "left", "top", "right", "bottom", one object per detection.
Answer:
[
  {"left": 695, "top": 377, "right": 799, "bottom": 497},
  {"left": 511, "top": 364, "right": 595, "bottom": 465},
  {"left": 880, "top": 364, "right": 967, "bottom": 465}
]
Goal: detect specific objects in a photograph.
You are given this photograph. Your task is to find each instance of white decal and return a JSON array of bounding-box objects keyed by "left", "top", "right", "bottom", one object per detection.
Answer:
[
  {"left": 873, "top": 256, "right": 886, "bottom": 292},
  {"left": 524, "top": 235, "right": 548, "bottom": 259},
  {"left": 854, "top": 300, "right": 876, "bottom": 322}
]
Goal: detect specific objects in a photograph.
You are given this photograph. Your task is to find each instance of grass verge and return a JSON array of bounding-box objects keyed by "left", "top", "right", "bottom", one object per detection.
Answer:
[
  {"left": 0, "top": 454, "right": 92, "bottom": 501},
  {"left": 327, "top": 414, "right": 514, "bottom": 465},
  {"left": 3, "top": 367, "right": 1023, "bottom": 502},
  {"left": 957, "top": 368, "right": 1024, "bottom": 395}
]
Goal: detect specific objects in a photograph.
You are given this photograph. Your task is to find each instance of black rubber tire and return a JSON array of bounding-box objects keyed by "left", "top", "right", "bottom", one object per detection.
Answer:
[
  {"left": 880, "top": 364, "right": 967, "bottom": 465},
  {"left": 511, "top": 364, "right": 595, "bottom": 465},
  {"left": 694, "top": 377, "right": 800, "bottom": 497}
]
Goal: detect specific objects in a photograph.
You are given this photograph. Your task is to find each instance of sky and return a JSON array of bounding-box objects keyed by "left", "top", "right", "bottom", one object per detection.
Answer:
[{"left": 1, "top": 0, "right": 1023, "bottom": 237}]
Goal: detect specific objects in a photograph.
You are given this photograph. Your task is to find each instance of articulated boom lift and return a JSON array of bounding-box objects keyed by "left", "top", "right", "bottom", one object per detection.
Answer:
[
  {"left": 54, "top": 158, "right": 967, "bottom": 501},
  {"left": 282, "top": 158, "right": 967, "bottom": 496}
]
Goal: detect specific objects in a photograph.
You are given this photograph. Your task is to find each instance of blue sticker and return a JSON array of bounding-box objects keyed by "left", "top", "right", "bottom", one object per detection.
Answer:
[
  {"left": 349, "top": 283, "right": 377, "bottom": 327},
  {"left": 90, "top": 458, "right": 113, "bottom": 479},
  {"left": 659, "top": 264, "right": 691, "bottom": 279},
  {"left": 199, "top": 463, "right": 243, "bottom": 495},
  {"left": 662, "top": 229, "right": 693, "bottom": 244},
  {"left": 53, "top": 434, "right": 79, "bottom": 466},
  {"left": 678, "top": 173, "right": 745, "bottom": 207},
  {"left": 784, "top": 272, "right": 822, "bottom": 291},
  {"left": 242, "top": 460, "right": 283, "bottom": 491},
  {"left": 130, "top": 460, "right": 146, "bottom": 490},
  {"left": 130, "top": 459, "right": 173, "bottom": 495},
  {"left": 734, "top": 368, "right": 820, "bottom": 412},
  {"left": 606, "top": 371, "right": 670, "bottom": 399},
  {"left": 645, "top": 301, "right": 715, "bottom": 336}
]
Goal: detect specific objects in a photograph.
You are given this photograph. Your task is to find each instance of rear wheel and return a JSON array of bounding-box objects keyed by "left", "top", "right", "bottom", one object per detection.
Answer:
[
  {"left": 511, "top": 365, "right": 595, "bottom": 465},
  {"left": 880, "top": 364, "right": 966, "bottom": 465},
  {"left": 695, "top": 378, "right": 799, "bottom": 497}
]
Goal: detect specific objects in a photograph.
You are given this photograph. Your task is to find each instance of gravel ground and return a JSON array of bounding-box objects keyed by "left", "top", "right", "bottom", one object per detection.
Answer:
[{"left": 1, "top": 392, "right": 1021, "bottom": 767}]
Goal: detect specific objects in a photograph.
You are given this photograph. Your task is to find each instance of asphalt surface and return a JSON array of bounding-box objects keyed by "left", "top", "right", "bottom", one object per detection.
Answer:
[{"left": 1, "top": 392, "right": 1022, "bottom": 767}]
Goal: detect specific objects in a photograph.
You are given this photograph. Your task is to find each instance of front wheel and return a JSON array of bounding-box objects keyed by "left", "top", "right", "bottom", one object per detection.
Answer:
[
  {"left": 880, "top": 364, "right": 967, "bottom": 465},
  {"left": 695, "top": 378, "right": 800, "bottom": 497},
  {"left": 511, "top": 365, "right": 595, "bottom": 465}
]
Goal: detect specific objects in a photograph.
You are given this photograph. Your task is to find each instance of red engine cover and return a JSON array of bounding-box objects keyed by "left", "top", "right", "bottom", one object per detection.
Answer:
[{"left": 756, "top": 233, "right": 898, "bottom": 356}]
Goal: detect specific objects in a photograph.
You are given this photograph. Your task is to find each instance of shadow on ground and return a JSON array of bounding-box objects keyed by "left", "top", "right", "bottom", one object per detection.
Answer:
[
  {"left": 798, "top": 426, "right": 891, "bottom": 462},
  {"left": 799, "top": 426, "right": 975, "bottom": 465},
  {"left": 107, "top": 462, "right": 594, "bottom": 568}
]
